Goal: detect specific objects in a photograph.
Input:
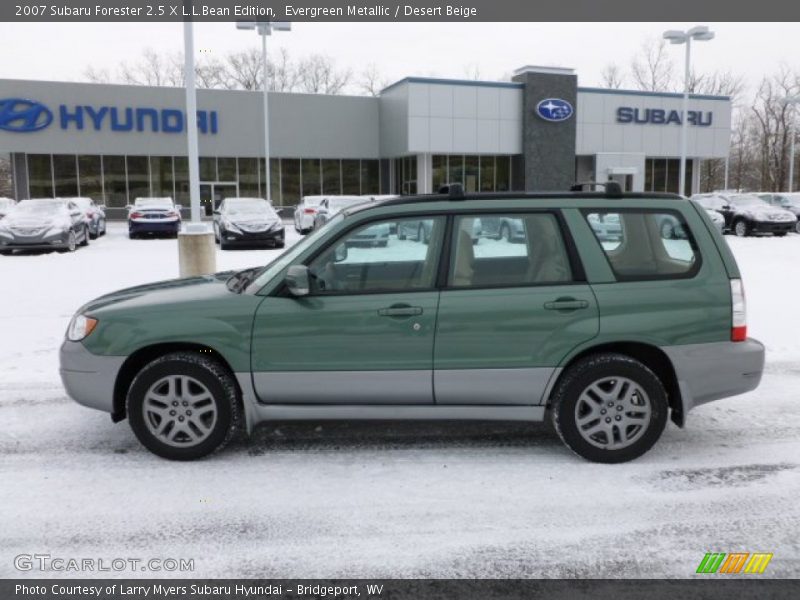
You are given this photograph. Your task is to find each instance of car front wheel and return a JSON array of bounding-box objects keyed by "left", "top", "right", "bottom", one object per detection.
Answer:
[
  {"left": 551, "top": 353, "right": 668, "bottom": 463},
  {"left": 126, "top": 352, "right": 241, "bottom": 460},
  {"left": 734, "top": 219, "right": 749, "bottom": 237}
]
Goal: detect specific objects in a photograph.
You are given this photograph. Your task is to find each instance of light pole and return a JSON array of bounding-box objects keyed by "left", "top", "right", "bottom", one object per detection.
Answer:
[
  {"left": 663, "top": 25, "right": 715, "bottom": 197},
  {"left": 782, "top": 96, "right": 800, "bottom": 192},
  {"left": 236, "top": 20, "right": 292, "bottom": 204}
]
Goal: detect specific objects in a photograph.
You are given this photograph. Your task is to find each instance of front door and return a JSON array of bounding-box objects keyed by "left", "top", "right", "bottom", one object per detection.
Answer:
[
  {"left": 251, "top": 216, "right": 446, "bottom": 404},
  {"left": 433, "top": 212, "right": 600, "bottom": 405}
]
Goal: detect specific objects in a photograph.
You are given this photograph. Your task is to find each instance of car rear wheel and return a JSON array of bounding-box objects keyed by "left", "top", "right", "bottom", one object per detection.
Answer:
[
  {"left": 551, "top": 353, "right": 668, "bottom": 463},
  {"left": 734, "top": 219, "right": 749, "bottom": 237},
  {"left": 80, "top": 226, "right": 90, "bottom": 246},
  {"left": 795, "top": 221, "right": 800, "bottom": 234},
  {"left": 500, "top": 223, "right": 511, "bottom": 242},
  {"left": 61, "top": 231, "right": 77, "bottom": 253},
  {"left": 126, "top": 352, "right": 241, "bottom": 460}
]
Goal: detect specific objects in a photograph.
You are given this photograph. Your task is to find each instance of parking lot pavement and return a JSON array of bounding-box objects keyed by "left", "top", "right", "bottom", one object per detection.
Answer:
[{"left": 1, "top": 224, "right": 799, "bottom": 578}]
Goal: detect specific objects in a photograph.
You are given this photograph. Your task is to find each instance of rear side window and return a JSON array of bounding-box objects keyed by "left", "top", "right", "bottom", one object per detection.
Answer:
[
  {"left": 448, "top": 213, "right": 573, "bottom": 288},
  {"left": 584, "top": 210, "right": 700, "bottom": 280}
]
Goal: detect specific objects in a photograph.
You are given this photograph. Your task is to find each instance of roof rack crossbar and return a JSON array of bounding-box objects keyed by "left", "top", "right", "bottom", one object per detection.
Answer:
[{"left": 570, "top": 181, "right": 624, "bottom": 198}]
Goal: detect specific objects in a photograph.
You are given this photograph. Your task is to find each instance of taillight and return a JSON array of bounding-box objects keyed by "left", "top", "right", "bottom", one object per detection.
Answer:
[
  {"left": 130, "top": 211, "right": 144, "bottom": 219},
  {"left": 730, "top": 278, "right": 747, "bottom": 342},
  {"left": 304, "top": 208, "right": 317, "bottom": 214}
]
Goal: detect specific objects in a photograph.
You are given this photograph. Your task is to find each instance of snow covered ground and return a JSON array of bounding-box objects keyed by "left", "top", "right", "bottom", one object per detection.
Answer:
[{"left": 1, "top": 223, "right": 799, "bottom": 578}]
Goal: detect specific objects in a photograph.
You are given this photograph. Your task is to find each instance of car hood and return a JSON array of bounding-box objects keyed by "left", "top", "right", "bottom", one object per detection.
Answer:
[
  {"left": 225, "top": 214, "right": 281, "bottom": 225},
  {"left": 734, "top": 205, "right": 795, "bottom": 219},
  {"left": 79, "top": 271, "right": 238, "bottom": 315},
  {"left": 3, "top": 214, "right": 64, "bottom": 228}
]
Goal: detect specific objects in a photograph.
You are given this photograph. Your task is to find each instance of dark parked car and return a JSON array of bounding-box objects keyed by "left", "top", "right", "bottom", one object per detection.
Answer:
[
  {"left": 127, "top": 197, "right": 181, "bottom": 239},
  {"left": 0, "top": 198, "right": 90, "bottom": 254},
  {"left": 725, "top": 193, "right": 796, "bottom": 237},
  {"left": 67, "top": 197, "right": 107, "bottom": 239},
  {"left": 213, "top": 197, "right": 285, "bottom": 250},
  {"left": 757, "top": 192, "right": 800, "bottom": 233}
]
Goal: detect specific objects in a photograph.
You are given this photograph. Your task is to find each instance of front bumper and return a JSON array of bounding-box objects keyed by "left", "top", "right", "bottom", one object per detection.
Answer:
[
  {"left": 663, "top": 339, "right": 765, "bottom": 420},
  {"left": 221, "top": 226, "right": 285, "bottom": 246},
  {"left": 59, "top": 340, "right": 126, "bottom": 414},
  {"left": 750, "top": 220, "right": 795, "bottom": 233},
  {"left": 0, "top": 230, "right": 71, "bottom": 250}
]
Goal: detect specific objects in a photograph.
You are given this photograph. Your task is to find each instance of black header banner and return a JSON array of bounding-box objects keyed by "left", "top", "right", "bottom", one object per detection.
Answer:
[{"left": 4, "top": 0, "right": 800, "bottom": 22}]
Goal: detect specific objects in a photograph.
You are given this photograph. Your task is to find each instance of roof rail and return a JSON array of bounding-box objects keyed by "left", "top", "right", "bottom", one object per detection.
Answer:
[
  {"left": 570, "top": 181, "right": 623, "bottom": 198},
  {"left": 438, "top": 183, "right": 465, "bottom": 200}
]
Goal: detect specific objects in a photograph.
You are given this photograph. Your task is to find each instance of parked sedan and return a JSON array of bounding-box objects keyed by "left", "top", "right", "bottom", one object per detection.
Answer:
[
  {"left": 0, "top": 198, "right": 90, "bottom": 254},
  {"left": 294, "top": 195, "right": 326, "bottom": 234},
  {"left": 67, "top": 197, "right": 107, "bottom": 239},
  {"left": 128, "top": 197, "right": 181, "bottom": 239},
  {"left": 313, "top": 196, "right": 372, "bottom": 230},
  {"left": 213, "top": 197, "right": 285, "bottom": 250},
  {"left": 0, "top": 197, "right": 16, "bottom": 219},
  {"left": 726, "top": 193, "right": 796, "bottom": 237},
  {"left": 757, "top": 192, "right": 800, "bottom": 233}
]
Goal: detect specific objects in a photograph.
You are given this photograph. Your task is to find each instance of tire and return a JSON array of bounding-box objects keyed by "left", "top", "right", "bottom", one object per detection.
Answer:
[
  {"left": 213, "top": 223, "right": 220, "bottom": 243},
  {"left": 417, "top": 223, "right": 426, "bottom": 243},
  {"left": 80, "top": 226, "right": 90, "bottom": 246},
  {"left": 500, "top": 223, "right": 511, "bottom": 242},
  {"left": 275, "top": 241, "right": 285, "bottom": 249},
  {"left": 126, "top": 352, "right": 241, "bottom": 460},
  {"left": 220, "top": 235, "right": 231, "bottom": 250},
  {"left": 734, "top": 219, "right": 749, "bottom": 237},
  {"left": 795, "top": 221, "right": 800, "bottom": 234},
  {"left": 128, "top": 231, "right": 136, "bottom": 240},
  {"left": 551, "top": 353, "right": 669, "bottom": 463},
  {"left": 100, "top": 219, "right": 107, "bottom": 236},
  {"left": 397, "top": 229, "right": 407, "bottom": 241},
  {"left": 63, "top": 231, "right": 77, "bottom": 252},
  {"left": 89, "top": 224, "right": 98, "bottom": 240}
]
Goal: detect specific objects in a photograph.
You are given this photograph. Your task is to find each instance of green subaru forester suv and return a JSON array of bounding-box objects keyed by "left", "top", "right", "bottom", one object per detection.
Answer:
[{"left": 60, "top": 186, "right": 764, "bottom": 463}]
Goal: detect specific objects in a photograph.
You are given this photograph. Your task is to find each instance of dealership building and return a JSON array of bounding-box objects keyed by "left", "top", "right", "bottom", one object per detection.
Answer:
[{"left": 0, "top": 66, "right": 731, "bottom": 213}]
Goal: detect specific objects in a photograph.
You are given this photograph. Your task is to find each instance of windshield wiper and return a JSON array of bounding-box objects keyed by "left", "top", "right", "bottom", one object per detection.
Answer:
[{"left": 226, "top": 267, "right": 261, "bottom": 294}]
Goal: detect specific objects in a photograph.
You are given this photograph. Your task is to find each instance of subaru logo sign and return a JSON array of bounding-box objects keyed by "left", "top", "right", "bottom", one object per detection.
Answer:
[
  {"left": 0, "top": 98, "right": 53, "bottom": 132},
  {"left": 536, "top": 98, "right": 574, "bottom": 122}
]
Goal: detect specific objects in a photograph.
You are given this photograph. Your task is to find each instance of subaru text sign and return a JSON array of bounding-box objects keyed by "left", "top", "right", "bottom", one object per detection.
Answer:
[
  {"left": 536, "top": 98, "right": 574, "bottom": 122},
  {"left": 0, "top": 97, "right": 218, "bottom": 134},
  {"left": 617, "top": 107, "right": 713, "bottom": 127},
  {"left": 0, "top": 98, "right": 54, "bottom": 132}
]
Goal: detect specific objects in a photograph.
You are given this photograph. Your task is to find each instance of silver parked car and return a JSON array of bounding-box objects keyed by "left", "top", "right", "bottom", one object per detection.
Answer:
[
  {"left": 66, "top": 197, "right": 107, "bottom": 239},
  {"left": 0, "top": 198, "right": 90, "bottom": 254}
]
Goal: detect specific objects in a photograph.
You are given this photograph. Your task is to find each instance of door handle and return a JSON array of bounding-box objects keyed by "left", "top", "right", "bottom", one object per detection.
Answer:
[
  {"left": 544, "top": 298, "right": 589, "bottom": 311},
  {"left": 378, "top": 305, "right": 424, "bottom": 317}
]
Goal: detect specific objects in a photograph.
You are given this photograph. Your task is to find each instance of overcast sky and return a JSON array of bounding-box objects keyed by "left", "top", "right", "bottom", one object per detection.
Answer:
[{"left": 1, "top": 22, "right": 796, "bottom": 99}]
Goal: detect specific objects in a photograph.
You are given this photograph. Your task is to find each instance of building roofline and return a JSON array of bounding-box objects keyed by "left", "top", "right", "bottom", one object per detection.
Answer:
[
  {"left": 380, "top": 76, "right": 523, "bottom": 95},
  {"left": 577, "top": 86, "right": 730, "bottom": 102}
]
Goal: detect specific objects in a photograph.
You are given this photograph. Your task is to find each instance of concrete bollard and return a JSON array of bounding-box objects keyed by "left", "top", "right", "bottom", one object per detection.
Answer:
[{"left": 178, "top": 223, "right": 217, "bottom": 277}]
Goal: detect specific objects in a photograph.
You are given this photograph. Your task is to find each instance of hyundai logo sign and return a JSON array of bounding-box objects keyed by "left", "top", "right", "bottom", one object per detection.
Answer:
[
  {"left": 0, "top": 98, "right": 53, "bottom": 132},
  {"left": 0, "top": 97, "right": 218, "bottom": 135},
  {"left": 536, "top": 98, "right": 574, "bottom": 122}
]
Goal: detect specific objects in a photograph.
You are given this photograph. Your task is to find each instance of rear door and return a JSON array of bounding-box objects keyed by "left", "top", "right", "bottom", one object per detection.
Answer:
[
  {"left": 433, "top": 211, "right": 599, "bottom": 405},
  {"left": 251, "top": 215, "right": 446, "bottom": 404}
]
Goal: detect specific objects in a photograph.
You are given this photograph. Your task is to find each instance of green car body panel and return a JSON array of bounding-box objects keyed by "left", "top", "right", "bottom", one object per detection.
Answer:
[{"left": 60, "top": 192, "right": 765, "bottom": 440}]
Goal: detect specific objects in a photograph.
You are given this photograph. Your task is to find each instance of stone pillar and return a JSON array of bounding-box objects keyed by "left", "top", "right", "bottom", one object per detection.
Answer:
[{"left": 178, "top": 224, "right": 216, "bottom": 277}]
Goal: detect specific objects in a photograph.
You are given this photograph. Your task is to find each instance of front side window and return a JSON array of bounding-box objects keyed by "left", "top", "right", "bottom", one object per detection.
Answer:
[
  {"left": 584, "top": 210, "right": 700, "bottom": 280},
  {"left": 308, "top": 217, "right": 445, "bottom": 294},
  {"left": 448, "top": 213, "right": 573, "bottom": 288}
]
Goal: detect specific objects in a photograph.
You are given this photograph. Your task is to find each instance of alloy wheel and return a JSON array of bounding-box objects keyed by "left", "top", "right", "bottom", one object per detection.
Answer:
[
  {"left": 574, "top": 376, "right": 652, "bottom": 450},
  {"left": 142, "top": 375, "right": 218, "bottom": 448}
]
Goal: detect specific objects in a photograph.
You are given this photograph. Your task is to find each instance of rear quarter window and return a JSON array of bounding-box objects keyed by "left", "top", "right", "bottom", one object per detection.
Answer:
[{"left": 583, "top": 209, "right": 701, "bottom": 281}]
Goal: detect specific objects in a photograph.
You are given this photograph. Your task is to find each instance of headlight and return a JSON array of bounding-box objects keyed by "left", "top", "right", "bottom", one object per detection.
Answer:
[
  {"left": 67, "top": 314, "right": 98, "bottom": 342},
  {"left": 223, "top": 220, "right": 241, "bottom": 232}
]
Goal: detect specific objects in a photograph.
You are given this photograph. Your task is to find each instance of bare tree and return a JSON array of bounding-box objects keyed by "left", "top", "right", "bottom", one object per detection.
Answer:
[
  {"left": 222, "top": 48, "right": 263, "bottom": 90},
  {"left": 688, "top": 70, "right": 747, "bottom": 105},
  {"left": 600, "top": 63, "right": 625, "bottom": 89},
  {"left": 463, "top": 63, "right": 481, "bottom": 81},
  {"left": 296, "top": 54, "right": 351, "bottom": 95},
  {"left": 630, "top": 37, "right": 675, "bottom": 92},
  {"left": 359, "top": 63, "right": 388, "bottom": 97}
]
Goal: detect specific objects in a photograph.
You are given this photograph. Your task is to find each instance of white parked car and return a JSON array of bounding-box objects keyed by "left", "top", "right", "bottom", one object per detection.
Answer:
[
  {"left": 294, "top": 195, "right": 327, "bottom": 234},
  {"left": 312, "top": 196, "right": 373, "bottom": 230}
]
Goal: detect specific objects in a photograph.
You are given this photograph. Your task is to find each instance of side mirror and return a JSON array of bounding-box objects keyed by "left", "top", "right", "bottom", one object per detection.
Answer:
[
  {"left": 285, "top": 265, "right": 310, "bottom": 297},
  {"left": 334, "top": 243, "right": 348, "bottom": 263}
]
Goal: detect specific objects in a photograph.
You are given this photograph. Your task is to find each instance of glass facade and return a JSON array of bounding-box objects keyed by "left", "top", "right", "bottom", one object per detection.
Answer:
[
  {"left": 644, "top": 158, "right": 694, "bottom": 196},
  {"left": 23, "top": 154, "right": 382, "bottom": 208},
  {"left": 431, "top": 154, "right": 515, "bottom": 193}
]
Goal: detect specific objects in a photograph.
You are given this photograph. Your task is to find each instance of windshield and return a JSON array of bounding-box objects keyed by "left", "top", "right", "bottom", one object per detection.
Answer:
[
  {"left": 247, "top": 213, "right": 345, "bottom": 291},
  {"left": 696, "top": 196, "right": 727, "bottom": 209},
  {"left": 779, "top": 193, "right": 800, "bottom": 205},
  {"left": 14, "top": 200, "right": 64, "bottom": 214},
  {"left": 225, "top": 201, "right": 276, "bottom": 217},
  {"left": 729, "top": 195, "right": 767, "bottom": 207},
  {"left": 70, "top": 198, "right": 92, "bottom": 208},
  {"left": 135, "top": 198, "right": 173, "bottom": 208}
]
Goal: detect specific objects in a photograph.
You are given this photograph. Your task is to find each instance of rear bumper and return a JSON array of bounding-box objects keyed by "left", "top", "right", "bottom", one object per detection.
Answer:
[
  {"left": 663, "top": 339, "right": 765, "bottom": 418},
  {"left": 129, "top": 220, "right": 180, "bottom": 234},
  {"left": 59, "top": 340, "right": 126, "bottom": 414}
]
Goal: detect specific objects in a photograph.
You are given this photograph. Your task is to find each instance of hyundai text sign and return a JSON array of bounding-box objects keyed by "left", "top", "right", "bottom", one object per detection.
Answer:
[
  {"left": 536, "top": 98, "right": 574, "bottom": 122},
  {"left": 617, "top": 107, "right": 713, "bottom": 127},
  {"left": 0, "top": 97, "right": 219, "bottom": 134},
  {"left": 0, "top": 98, "right": 54, "bottom": 132}
]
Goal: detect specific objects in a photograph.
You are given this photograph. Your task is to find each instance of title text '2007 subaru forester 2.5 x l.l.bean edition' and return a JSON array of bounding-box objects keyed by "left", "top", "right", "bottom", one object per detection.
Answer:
[{"left": 60, "top": 185, "right": 764, "bottom": 462}]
